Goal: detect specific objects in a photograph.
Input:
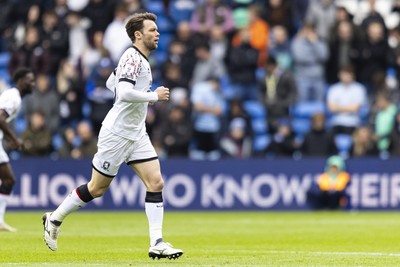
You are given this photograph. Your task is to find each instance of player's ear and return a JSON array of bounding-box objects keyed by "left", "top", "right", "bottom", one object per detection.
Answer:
[{"left": 135, "top": 31, "right": 141, "bottom": 40}]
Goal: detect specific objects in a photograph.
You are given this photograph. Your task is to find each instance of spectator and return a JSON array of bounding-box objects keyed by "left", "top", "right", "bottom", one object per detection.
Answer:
[
  {"left": 85, "top": 57, "right": 114, "bottom": 135},
  {"left": 190, "top": 0, "right": 235, "bottom": 36},
  {"left": 103, "top": 3, "right": 131, "bottom": 64},
  {"left": 24, "top": 73, "right": 60, "bottom": 133},
  {"left": 268, "top": 25, "right": 292, "bottom": 70},
  {"left": 8, "top": 26, "right": 52, "bottom": 75},
  {"left": 191, "top": 42, "right": 225, "bottom": 85},
  {"left": 307, "top": 155, "right": 350, "bottom": 210},
  {"left": 56, "top": 59, "right": 84, "bottom": 127},
  {"left": 57, "top": 126, "right": 77, "bottom": 158},
  {"left": 38, "top": 9, "right": 69, "bottom": 76},
  {"left": 220, "top": 117, "right": 253, "bottom": 159},
  {"left": 65, "top": 11, "right": 90, "bottom": 67},
  {"left": 80, "top": 31, "right": 111, "bottom": 79},
  {"left": 389, "top": 112, "right": 400, "bottom": 156},
  {"left": 327, "top": 65, "right": 368, "bottom": 135},
  {"left": 373, "top": 91, "right": 397, "bottom": 155},
  {"left": 266, "top": 118, "right": 298, "bottom": 157},
  {"left": 225, "top": 99, "right": 253, "bottom": 139},
  {"left": 265, "top": 0, "right": 295, "bottom": 36},
  {"left": 301, "top": 113, "right": 337, "bottom": 157},
  {"left": 350, "top": 126, "right": 379, "bottom": 158},
  {"left": 350, "top": 21, "right": 393, "bottom": 95},
  {"left": 305, "top": 0, "right": 336, "bottom": 41},
  {"left": 360, "top": 0, "right": 387, "bottom": 37},
  {"left": 232, "top": 4, "right": 269, "bottom": 66},
  {"left": 291, "top": 22, "right": 329, "bottom": 102},
  {"left": 190, "top": 77, "right": 225, "bottom": 160},
  {"left": 326, "top": 20, "right": 356, "bottom": 84},
  {"left": 209, "top": 26, "right": 229, "bottom": 63},
  {"left": 81, "top": 0, "right": 116, "bottom": 38},
  {"left": 260, "top": 56, "right": 297, "bottom": 133},
  {"left": 161, "top": 61, "right": 186, "bottom": 90},
  {"left": 71, "top": 121, "right": 97, "bottom": 159},
  {"left": 9, "top": 4, "right": 42, "bottom": 49},
  {"left": 161, "top": 105, "right": 192, "bottom": 158},
  {"left": 225, "top": 28, "right": 259, "bottom": 100},
  {"left": 171, "top": 21, "right": 199, "bottom": 87},
  {"left": 21, "top": 110, "right": 53, "bottom": 157}
]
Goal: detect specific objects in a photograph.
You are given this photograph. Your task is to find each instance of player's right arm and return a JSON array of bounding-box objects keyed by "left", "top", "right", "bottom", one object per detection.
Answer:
[{"left": 0, "top": 109, "right": 22, "bottom": 150}]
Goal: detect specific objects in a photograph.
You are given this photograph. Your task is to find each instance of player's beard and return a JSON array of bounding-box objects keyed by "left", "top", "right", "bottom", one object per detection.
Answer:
[{"left": 144, "top": 38, "right": 157, "bottom": 51}]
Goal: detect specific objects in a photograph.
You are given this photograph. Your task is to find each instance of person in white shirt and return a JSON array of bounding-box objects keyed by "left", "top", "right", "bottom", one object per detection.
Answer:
[
  {"left": 0, "top": 68, "right": 35, "bottom": 232},
  {"left": 42, "top": 12, "right": 183, "bottom": 260}
]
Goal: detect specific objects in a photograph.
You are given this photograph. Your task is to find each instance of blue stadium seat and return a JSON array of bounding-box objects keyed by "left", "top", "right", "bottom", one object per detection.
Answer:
[
  {"left": 14, "top": 117, "right": 26, "bottom": 135},
  {"left": 0, "top": 52, "right": 10, "bottom": 67},
  {"left": 253, "top": 134, "right": 270, "bottom": 152},
  {"left": 151, "top": 50, "right": 168, "bottom": 65},
  {"left": 251, "top": 117, "right": 267, "bottom": 134},
  {"left": 291, "top": 117, "right": 311, "bottom": 138},
  {"left": 243, "top": 100, "right": 266, "bottom": 119},
  {"left": 156, "top": 15, "right": 174, "bottom": 33},
  {"left": 169, "top": 0, "right": 195, "bottom": 25},
  {"left": 335, "top": 134, "right": 353, "bottom": 158},
  {"left": 52, "top": 133, "right": 63, "bottom": 150},
  {"left": 291, "top": 101, "right": 325, "bottom": 118},
  {"left": 144, "top": 1, "right": 164, "bottom": 15},
  {"left": 157, "top": 32, "right": 173, "bottom": 52}
]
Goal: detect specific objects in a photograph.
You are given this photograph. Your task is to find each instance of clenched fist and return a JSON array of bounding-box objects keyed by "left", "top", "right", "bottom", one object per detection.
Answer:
[{"left": 154, "top": 86, "right": 170, "bottom": 102}]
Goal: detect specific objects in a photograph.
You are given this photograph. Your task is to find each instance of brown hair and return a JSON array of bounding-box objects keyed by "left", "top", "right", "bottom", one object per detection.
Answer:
[{"left": 125, "top": 12, "right": 157, "bottom": 42}]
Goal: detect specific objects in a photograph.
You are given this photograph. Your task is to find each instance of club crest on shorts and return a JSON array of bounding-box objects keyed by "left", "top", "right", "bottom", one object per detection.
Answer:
[{"left": 102, "top": 161, "right": 110, "bottom": 171}]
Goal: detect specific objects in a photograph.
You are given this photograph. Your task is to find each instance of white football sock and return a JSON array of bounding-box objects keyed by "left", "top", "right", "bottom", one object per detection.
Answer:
[
  {"left": 0, "top": 194, "right": 8, "bottom": 224},
  {"left": 145, "top": 202, "right": 164, "bottom": 246},
  {"left": 50, "top": 189, "right": 86, "bottom": 223}
]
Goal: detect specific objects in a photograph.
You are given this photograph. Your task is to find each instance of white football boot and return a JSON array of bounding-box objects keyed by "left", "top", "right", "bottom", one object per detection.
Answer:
[
  {"left": 42, "top": 212, "right": 60, "bottom": 251},
  {"left": 0, "top": 222, "right": 17, "bottom": 232},
  {"left": 148, "top": 241, "right": 183, "bottom": 260}
]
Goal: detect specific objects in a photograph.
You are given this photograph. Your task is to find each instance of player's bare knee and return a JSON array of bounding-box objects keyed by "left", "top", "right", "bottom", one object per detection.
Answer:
[{"left": 148, "top": 178, "right": 164, "bottom": 192}]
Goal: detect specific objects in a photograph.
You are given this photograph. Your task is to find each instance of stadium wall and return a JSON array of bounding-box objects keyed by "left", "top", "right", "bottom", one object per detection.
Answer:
[{"left": 8, "top": 158, "right": 400, "bottom": 211}]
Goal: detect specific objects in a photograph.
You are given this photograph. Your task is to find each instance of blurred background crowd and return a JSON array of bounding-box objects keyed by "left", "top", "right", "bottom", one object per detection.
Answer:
[{"left": 1, "top": 0, "right": 400, "bottom": 160}]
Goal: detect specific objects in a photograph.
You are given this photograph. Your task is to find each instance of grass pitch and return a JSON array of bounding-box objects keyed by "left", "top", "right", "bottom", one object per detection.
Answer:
[{"left": 0, "top": 211, "right": 399, "bottom": 266}]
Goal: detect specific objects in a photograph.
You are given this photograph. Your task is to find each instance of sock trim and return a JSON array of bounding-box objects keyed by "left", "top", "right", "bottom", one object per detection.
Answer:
[{"left": 145, "top": 191, "right": 163, "bottom": 203}]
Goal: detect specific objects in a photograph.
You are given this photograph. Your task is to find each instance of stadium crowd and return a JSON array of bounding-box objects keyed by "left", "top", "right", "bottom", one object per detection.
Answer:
[{"left": 1, "top": 0, "right": 400, "bottom": 160}]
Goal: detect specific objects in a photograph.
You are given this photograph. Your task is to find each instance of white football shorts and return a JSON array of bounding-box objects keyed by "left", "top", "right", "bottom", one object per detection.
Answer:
[
  {"left": 0, "top": 142, "right": 9, "bottom": 164},
  {"left": 92, "top": 127, "right": 158, "bottom": 177}
]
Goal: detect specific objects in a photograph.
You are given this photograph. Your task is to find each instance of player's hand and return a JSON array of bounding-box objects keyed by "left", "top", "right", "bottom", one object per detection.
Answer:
[
  {"left": 154, "top": 86, "right": 170, "bottom": 102},
  {"left": 9, "top": 138, "right": 23, "bottom": 150}
]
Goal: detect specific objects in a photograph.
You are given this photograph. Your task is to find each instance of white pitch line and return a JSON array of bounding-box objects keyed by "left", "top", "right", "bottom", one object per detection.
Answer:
[{"left": 199, "top": 249, "right": 400, "bottom": 257}]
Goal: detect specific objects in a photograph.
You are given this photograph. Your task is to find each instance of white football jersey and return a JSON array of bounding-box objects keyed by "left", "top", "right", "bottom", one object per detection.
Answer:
[
  {"left": 102, "top": 46, "right": 153, "bottom": 141},
  {"left": 0, "top": 88, "right": 22, "bottom": 140}
]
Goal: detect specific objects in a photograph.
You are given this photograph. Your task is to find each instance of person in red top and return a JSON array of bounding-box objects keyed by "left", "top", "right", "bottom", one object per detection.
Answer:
[{"left": 307, "top": 155, "right": 350, "bottom": 210}]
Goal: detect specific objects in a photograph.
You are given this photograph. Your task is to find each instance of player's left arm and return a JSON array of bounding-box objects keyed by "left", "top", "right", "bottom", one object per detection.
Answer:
[{"left": 0, "top": 109, "right": 22, "bottom": 150}]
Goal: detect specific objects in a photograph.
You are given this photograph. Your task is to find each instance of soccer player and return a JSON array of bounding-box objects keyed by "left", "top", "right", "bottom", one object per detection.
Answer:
[
  {"left": 42, "top": 12, "right": 183, "bottom": 260},
  {"left": 0, "top": 68, "right": 35, "bottom": 231}
]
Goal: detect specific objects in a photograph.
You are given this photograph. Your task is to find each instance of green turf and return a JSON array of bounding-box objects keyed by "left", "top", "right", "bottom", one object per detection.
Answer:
[{"left": 0, "top": 211, "right": 399, "bottom": 266}]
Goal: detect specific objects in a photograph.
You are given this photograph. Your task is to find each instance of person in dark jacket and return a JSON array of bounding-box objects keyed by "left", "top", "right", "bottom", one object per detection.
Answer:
[
  {"left": 301, "top": 113, "right": 337, "bottom": 157},
  {"left": 225, "top": 28, "right": 259, "bottom": 100},
  {"left": 260, "top": 56, "right": 296, "bottom": 134}
]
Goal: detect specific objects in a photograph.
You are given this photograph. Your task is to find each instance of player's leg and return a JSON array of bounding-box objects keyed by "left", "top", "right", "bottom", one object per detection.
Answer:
[
  {"left": 127, "top": 133, "right": 182, "bottom": 259},
  {"left": 130, "top": 160, "right": 183, "bottom": 260},
  {"left": 43, "top": 127, "right": 126, "bottom": 251},
  {"left": 43, "top": 169, "right": 113, "bottom": 251},
  {"left": 0, "top": 162, "right": 17, "bottom": 232}
]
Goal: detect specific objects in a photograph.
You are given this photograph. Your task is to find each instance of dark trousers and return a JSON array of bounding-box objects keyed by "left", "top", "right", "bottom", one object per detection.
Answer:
[{"left": 307, "top": 187, "right": 346, "bottom": 210}]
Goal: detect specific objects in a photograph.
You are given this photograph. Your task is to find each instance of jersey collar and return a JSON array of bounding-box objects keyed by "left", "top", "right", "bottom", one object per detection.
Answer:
[{"left": 132, "top": 45, "right": 149, "bottom": 62}]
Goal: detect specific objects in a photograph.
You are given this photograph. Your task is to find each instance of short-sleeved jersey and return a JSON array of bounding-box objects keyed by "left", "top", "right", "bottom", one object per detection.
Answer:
[
  {"left": 102, "top": 46, "right": 153, "bottom": 141},
  {"left": 0, "top": 88, "right": 22, "bottom": 140}
]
